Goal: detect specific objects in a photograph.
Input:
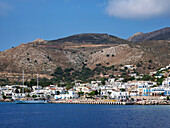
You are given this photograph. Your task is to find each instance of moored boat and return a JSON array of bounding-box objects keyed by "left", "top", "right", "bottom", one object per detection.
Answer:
[
  {"left": 14, "top": 73, "right": 47, "bottom": 104},
  {"left": 15, "top": 99, "right": 47, "bottom": 104}
]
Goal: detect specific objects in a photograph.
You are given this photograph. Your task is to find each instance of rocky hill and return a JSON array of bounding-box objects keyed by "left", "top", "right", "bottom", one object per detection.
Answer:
[
  {"left": 0, "top": 32, "right": 169, "bottom": 81},
  {"left": 48, "top": 33, "right": 129, "bottom": 45},
  {"left": 128, "top": 27, "right": 170, "bottom": 43}
]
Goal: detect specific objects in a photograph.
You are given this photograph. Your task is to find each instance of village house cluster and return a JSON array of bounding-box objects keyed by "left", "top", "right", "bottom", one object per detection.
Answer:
[{"left": 0, "top": 64, "right": 170, "bottom": 102}]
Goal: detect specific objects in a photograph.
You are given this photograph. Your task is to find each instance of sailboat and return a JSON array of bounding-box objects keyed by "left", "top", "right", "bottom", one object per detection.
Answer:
[{"left": 15, "top": 72, "right": 47, "bottom": 104}]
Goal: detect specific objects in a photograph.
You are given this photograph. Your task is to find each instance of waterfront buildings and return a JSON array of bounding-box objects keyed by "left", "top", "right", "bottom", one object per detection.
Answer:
[{"left": 0, "top": 64, "right": 170, "bottom": 101}]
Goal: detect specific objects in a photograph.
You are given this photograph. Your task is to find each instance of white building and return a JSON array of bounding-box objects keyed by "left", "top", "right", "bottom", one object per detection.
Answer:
[
  {"left": 54, "top": 90, "right": 78, "bottom": 99},
  {"left": 2, "top": 89, "right": 13, "bottom": 98},
  {"left": 76, "top": 86, "right": 92, "bottom": 93},
  {"left": 162, "top": 77, "right": 170, "bottom": 87},
  {"left": 111, "top": 91, "right": 129, "bottom": 100}
]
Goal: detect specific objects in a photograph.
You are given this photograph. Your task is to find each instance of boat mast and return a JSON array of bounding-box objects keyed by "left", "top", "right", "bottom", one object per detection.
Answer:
[
  {"left": 167, "top": 77, "right": 169, "bottom": 96},
  {"left": 23, "top": 70, "right": 24, "bottom": 86},
  {"left": 22, "top": 70, "right": 24, "bottom": 93},
  {"left": 37, "top": 73, "right": 39, "bottom": 89}
]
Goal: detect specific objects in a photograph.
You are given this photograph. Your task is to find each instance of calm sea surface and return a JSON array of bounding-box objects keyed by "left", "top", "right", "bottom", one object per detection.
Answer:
[{"left": 0, "top": 102, "right": 170, "bottom": 128}]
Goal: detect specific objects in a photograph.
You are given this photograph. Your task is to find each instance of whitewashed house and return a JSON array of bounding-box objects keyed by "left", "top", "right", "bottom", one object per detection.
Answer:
[
  {"left": 162, "top": 77, "right": 170, "bottom": 87},
  {"left": 111, "top": 91, "right": 129, "bottom": 100},
  {"left": 54, "top": 89, "right": 78, "bottom": 99},
  {"left": 76, "top": 86, "right": 92, "bottom": 93}
]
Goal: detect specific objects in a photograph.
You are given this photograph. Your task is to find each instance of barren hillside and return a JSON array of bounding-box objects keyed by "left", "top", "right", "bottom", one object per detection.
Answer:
[{"left": 0, "top": 32, "right": 169, "bottom": 80}]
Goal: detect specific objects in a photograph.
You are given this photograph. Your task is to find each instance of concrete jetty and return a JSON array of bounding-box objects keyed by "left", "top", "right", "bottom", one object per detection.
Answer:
[
  {"left": 50, "top": 100, "right": 135, "bottom": 105},
  {"left": 49, "top": 99, "right": 170, "bottom": 105}
]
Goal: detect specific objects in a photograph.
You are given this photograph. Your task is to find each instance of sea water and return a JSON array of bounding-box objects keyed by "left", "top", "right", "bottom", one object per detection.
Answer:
[{"left": 0, "top": 102, "right": 170, "bottom": 128}]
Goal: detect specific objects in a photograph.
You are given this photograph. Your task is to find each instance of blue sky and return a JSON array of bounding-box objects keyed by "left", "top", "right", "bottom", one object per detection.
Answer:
[{"left": 0, "top": 0, "right": 170, "bottom": 51}]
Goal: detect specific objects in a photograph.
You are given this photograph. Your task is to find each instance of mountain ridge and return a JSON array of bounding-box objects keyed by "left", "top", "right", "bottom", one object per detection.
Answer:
[
  {"left": 128, "top": 27, "right": 170, "bottom": 42},
  {"left": 47, "top": 33, "right": 130, "bottom": 45}
]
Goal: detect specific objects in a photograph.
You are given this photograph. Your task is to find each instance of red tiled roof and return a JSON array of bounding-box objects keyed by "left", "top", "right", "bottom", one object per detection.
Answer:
[{"left": 50, "top": 88, "right": 56, "bottom": 90}]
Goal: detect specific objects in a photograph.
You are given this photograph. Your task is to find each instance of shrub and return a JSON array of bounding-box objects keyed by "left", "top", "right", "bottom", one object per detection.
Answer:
[
  {"left": 137, "top": 63, "right": 142, "bottom": 67},
  {"left": 32, "top": 95, "right": 37, "bottom": 98},
  {"left": 106, "top": 54, "right": 110, "bottom": 57},
  {"left": 96, "top": 63, "right": 101, "bottom": 66},
  {"left": 148, "top": 60, "right": 152, "bottom": 63}
]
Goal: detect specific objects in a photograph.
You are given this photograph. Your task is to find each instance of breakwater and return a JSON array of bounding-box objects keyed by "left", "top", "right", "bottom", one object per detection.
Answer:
[{"left": 50, "top": 101, "right": 134, "bottom": 105}]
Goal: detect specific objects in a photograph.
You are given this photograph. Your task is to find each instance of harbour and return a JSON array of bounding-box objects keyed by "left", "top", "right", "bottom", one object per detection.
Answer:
[{"left": 1, "top": 1, "right": 170, "bottom": 128}]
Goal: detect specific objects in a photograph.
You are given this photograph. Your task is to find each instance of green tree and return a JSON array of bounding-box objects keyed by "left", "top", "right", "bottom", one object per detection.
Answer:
[
  {"left": 26, "top": 94, "right": 30, "bottom": 97},
  {"left": 66, "top": 84, "right": 73, "bottom": 90},
  {"left": 108, "top": 91, "right": 111, "bottom": 98},
  {"left": 124, "top": 67, "right": 128, "bottom": 70},
  {"left": 78, "top": 92, "right": 84, "bottom": 97},
  {"left": 98, "top": 89, "right": 101, "bottom": 97},
  {"left": 56, "top": 91, "right": 60, "bottom": 95},
  {"left": 141, "top": 75, "right": 151, "bottom": 81},
  {"left": 32, "top": 95, "right": 37, "bottom": 98},
  {"left": 47, "top": 95, "right": 51, "bottom": 99},
  {"left": 137, "top": 63, "right": 142, "bottom": 67},
  {"left": 120, "top": 88, "right": 125, "bottom": 92},
  {"left": 101, "top": 78, "right": 106, "bottom": 85},
  {"left": 95, "top": 90, "right": 99, "bottom": 95},
  {"left": 148, "top": 60, "right": 152, "bottom": 63},
  {"left": 2, "top": 93, "right": 6, "bottom": 99},
  {"left": 52, "top": 67, "right": 63, "bottom": 76},
  {"left": 89, "top": 90, "right": 98, "bottom": 96},
  {"left": 90, "top": 91, "right": 96, "bottom": 95},
  {"left": 24, "top": 88, "right": 31, "bottom": 93},
  {"left": 157, "top": 76, "right": 164, "bottom": 85}
]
